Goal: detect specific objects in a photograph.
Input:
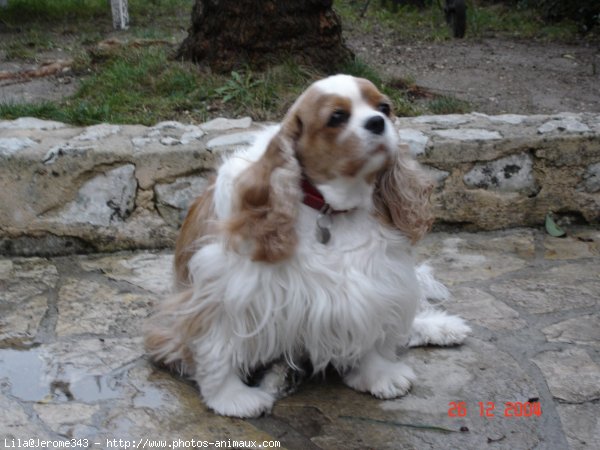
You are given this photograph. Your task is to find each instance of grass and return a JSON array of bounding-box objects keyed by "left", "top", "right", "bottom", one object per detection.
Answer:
[
  {"left": 0, "top": 0, "right": 593, "bottom": 125},
  {"left": 336, "top": 0, "right": 589, "bottom": 41}
]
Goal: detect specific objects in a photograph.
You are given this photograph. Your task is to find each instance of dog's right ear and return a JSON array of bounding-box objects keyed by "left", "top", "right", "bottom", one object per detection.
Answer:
[{"left": 226, "top": 114, "right": 303, "bottom": 263}]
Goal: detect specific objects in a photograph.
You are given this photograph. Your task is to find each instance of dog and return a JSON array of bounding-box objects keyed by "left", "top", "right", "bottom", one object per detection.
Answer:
[{"left": 144, "top": 74, "right": 470, "bottom": 418}]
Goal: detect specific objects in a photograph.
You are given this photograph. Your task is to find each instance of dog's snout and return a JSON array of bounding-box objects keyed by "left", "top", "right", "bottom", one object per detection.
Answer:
[{"left": 365, "top": 115, "right": 385, "bottom": 135}]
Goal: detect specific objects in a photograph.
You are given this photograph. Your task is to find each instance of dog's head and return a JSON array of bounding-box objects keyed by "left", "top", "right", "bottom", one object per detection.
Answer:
[
  {"left": 282, "top": 75, "right": 399, "bottom": 210},
  {"left": 228, "top": 75, "right": 433, "bottom": 262}
]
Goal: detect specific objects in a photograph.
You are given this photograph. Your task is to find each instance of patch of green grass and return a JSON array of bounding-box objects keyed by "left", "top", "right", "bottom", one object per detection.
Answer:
[
  {"left": 466, "top": 1, "right": 581, "bottom": 40},
  {"left": 63, "top": 46, "right": 211, "bottom": 125},
  {"left": 428, "top": 96, "right": 471, "bottom": 114},
  {"left": 336, "top": 0, "right": 455, "bottom": 41},
  {"left": 335, "top": 0, "right": 590, "bottom": 41},
  {"left": 0, "top": 101, "right": 68, "bottom": 122},
  {"left": 0, "top": 44, "right": 464, "bottom": 125},
  {"left": 3, "top": 31, "right": 59, "bottom": 60}
]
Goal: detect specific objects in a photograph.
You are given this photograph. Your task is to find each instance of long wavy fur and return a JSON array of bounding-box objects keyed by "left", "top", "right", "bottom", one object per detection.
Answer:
[
  {"left": 373, "top": 144, "right": 434, "bottom": 243},
  {"left": 226, "top": 127, "right": 303, "bottom": 262}
]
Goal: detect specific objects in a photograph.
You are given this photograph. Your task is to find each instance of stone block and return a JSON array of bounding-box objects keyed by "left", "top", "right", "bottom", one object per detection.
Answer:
[
  {"left": 0, "top": 114, "right": 599, "bottom": 255},
  {"left": 155, "top": 175, "right": 210, "bottom": 227},
  {"left": 47, "top": 164, "right": 137, "bottom": 227},
  {"left": 463, "top": 152, "right": 536, "bottom": 193}
]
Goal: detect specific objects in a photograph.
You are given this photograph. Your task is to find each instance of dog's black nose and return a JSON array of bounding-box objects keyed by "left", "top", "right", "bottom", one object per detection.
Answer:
[{"left": 365, "top": 115, "right": 385, "bottom": 135}]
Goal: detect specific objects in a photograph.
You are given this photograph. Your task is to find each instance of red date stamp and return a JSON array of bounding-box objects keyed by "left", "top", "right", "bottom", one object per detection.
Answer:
[{"left": 448, "top": 401, "right": 542, "bottom": 418}]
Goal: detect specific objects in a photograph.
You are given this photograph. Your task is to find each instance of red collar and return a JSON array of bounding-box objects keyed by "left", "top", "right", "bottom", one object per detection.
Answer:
[
  {"left": 301, "top": 176, "right": 347, "bottom": 214},
  {"left": 301, "top": 177, "right": 327, "bottom": 211}
]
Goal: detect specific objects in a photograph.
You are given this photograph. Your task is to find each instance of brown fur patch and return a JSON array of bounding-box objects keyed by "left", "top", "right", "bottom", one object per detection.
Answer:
[
  {"left": 226, "top": 129, "right": 302, "bottom": 263},
  {"left": 373, "top": 145, "right": 434, "bottom": 243},
  {"left": 173, "top": 179, "right": 217, "bottom": 289}
]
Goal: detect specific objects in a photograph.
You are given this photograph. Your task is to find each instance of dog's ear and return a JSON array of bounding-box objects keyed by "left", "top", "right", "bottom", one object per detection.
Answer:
[
  {"left": 373, "top": 145, "right": 434, "bottom": 243},
  {"left": 226, "top": 116, "right": 303, "bottom": 262}
]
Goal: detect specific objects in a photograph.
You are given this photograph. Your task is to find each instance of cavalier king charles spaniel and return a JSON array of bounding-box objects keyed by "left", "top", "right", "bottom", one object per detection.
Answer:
[{"left": 145, "top": 75, "right": 470, "bottom": 418}]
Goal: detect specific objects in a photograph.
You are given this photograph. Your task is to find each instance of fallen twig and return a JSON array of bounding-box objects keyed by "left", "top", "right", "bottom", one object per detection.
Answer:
[
  {"left": 0, "top": 59, "right": 72, "bottom": 81},
  {"left": 96, "top": 37, "right": 175, "bottom": 53}
]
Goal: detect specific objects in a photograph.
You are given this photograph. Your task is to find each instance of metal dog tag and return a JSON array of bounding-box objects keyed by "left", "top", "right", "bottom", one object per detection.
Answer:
[{"left": 316, "top": 208, "right": 333, "bottom": 244}]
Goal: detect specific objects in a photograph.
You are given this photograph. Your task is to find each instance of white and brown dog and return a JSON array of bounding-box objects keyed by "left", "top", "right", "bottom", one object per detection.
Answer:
[{"left": 145, "top": 75, "right": 470, "bottom": 418}]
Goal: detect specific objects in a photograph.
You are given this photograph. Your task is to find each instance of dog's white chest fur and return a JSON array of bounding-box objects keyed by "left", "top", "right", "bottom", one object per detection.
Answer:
[{"left": 189, "top": 206, "right": 420, "bottom": 373}]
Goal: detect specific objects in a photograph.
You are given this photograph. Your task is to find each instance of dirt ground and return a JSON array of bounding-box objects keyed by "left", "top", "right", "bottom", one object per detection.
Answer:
[
  {"left": 348, "top": 33, "right": 600, "bottom": 114},
  {"left": 1, "top": 26, "right": 600, "bottom": 116}
]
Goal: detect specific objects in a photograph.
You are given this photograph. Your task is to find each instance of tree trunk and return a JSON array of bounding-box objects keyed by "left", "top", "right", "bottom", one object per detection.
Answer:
[{"left": 177, "top": 0, "right": 354, "bottom": 73}]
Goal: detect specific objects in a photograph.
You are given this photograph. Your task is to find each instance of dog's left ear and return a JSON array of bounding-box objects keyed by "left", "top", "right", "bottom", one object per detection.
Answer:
[
  {"left": 226, "top": 115, "right": 303, "bottom": 262},
  {"left": 373, "top": 145, "right": 434, "bottom": 243}
]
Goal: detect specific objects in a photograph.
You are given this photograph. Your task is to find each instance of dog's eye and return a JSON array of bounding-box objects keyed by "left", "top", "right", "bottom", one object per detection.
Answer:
[
  {"left": 378, "top": 102, "right": 392, "bottom": 116},
  {"left": 327, "top": 109, "right": 350, "bottom": 128}
]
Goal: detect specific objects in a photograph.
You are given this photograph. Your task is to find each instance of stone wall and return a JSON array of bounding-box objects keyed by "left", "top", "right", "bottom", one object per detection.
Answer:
[{"left": 1, "top": 113, "right": 598, "bottom": 256}]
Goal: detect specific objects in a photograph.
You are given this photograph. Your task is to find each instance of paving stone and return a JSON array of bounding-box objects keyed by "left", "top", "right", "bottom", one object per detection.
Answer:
[
  {"left": 1, "top": 227, "right": 598, "bottom": 448},
  {"left": 532, "top": 348, "right": 600, "bottom": 403},
  {"left": 447, "top": 287, "right": 527, "bottom": 331},
  {"left": 0, "top": 294, "right": 47, "bottom": 347},
  {"left": 491, "top": 274, "right": 599, "bottom": 314},
  {"left": 417, "top": 230, "right": 534, "bottom": 284},
  {"left": 79, "top": 252, "right": 173, "bottom": 296},
  {"left": 0, "top": 258, "right": 57, "bottom": 346},
  {"left": 94, "top": 363, "right": 278, "bottom": 444},
  {"left": 556, "top": 403, "right": 600, "bottom": 450},
  {"left": 34, "top": 402, "right": 100, "bottom": 436},
  {"left": 283, "top": 338, "right": 542, "bottom": 449},
  {"left": 0, "top": 393, "right": 52, "bottom": 439},
  {"left": 542, "top": 314, "right": 600, "bottom": 347},
  {"left": 46, "top": 337, "right": 145, "bottom": 383},
  {"left": 543, "top": 260, "right": 600, "bottom": 282},
  {"left": 56, "top": 278, "right": 155, "bottom": 336},
  {"left": 0, "top": 257, "right": 59, "bottom": 286},
  {"left": 544, "top": 234, "right": 599, "bottom": 260},
  {"left": 1, "top": 337, "right": 144, "bottom": 405}
]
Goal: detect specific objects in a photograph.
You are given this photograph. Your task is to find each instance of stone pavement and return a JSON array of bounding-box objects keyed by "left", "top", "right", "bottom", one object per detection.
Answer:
[{"left": 1, "top": 226, "right": 599, "bottom": 450}]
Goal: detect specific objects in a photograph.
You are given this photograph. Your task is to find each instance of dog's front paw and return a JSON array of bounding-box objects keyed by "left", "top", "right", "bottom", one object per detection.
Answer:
[
  {"left": 344, "top": 360, "right": 415, "bottom": 400},
  {"left": 204, "top": 382, "right": 274, "bottom": 418},
  {"left": 409, "top": 310, "right": 471, "bottom": 347}
]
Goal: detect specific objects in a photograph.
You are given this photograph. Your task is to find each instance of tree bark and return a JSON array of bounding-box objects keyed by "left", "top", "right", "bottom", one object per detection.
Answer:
[{"left": 177, "top": 0, "right": 354, "bottom": 73}]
